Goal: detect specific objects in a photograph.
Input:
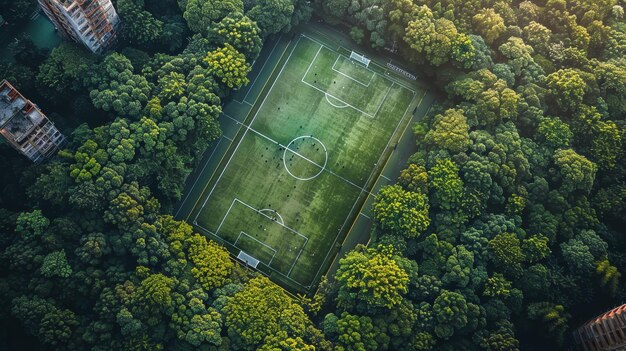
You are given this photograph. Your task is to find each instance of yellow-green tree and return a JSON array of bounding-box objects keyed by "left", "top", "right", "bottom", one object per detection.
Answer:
[
  {"left": 373, "top": 185, "right": 430, "bottom": 238},
  {"left": 424, "top": 109, "right": 470, "bottom": 154},
  {"left": 187, "top": 234, "right": 233, "bottom": 291},
  {"left": 224, "top": 277, "right": 310, "bottom": 349},
  {"left": 596, "top": 259, "right": 620, "bottom": 296},
  {"left": 335, "top": 245, "right": 409, "bottom": 310},
  {"left": 204, "top": 43, "right": 251, "bottom": 89}
]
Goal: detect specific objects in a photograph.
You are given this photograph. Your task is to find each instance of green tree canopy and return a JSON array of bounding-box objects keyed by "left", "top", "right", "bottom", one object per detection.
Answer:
[
  {"left": 373, "top": 185, "right": 430, "bottom": 238},
  {"left": 335, "top": 245, "right": 409, "bottom": 310}
]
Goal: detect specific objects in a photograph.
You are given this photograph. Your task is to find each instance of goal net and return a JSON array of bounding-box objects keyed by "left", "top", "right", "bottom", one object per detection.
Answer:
[{"left": 350, "top": 51, "right": 371, "bottom": 67}]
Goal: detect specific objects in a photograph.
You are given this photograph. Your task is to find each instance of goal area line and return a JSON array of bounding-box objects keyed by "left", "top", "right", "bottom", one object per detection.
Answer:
[
  {"left": 187, "top": 33, "right": 427, "bottom": 292},
  {"left": 201, "top": 197, "right": 310, "bottom": 278}
]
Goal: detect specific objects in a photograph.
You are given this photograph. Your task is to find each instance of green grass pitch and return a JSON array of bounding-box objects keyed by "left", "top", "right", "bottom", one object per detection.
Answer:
[{"left": 192, "top": 34, "right": 422, "bottom": 291}]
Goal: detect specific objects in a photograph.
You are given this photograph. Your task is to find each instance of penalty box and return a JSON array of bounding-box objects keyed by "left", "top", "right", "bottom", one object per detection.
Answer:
[
  {"left": 214, "top": 198, "right": 309, "bottom": 275},
  {"left": 302, "top": 45, "right": 393, "bottom": 118}
]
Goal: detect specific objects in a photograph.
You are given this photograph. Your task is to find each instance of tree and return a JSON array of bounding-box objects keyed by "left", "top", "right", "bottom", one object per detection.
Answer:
[
  {"left": 37, "top": 42, "right": 95, "bottom": 94},
  {"left": 545, "top": 69, "right": 586, "bottom": 111},
  {"left": 334, "top": 312, "right": 379, "bottom": 351},
  {"left": 335, "top": 245, "right": 409, "bottom": 310},
  {"left": 498, "top": 37, "right": 537, "bottom": 77},
  {"left": 429, "top": 158, "right": 464, "bottom": 211},
  {"left": 183, "top": 0, "right": 243, "bottom": 35},
  {"left": 15, "top": 210, "right": 50, "bottom": 239},
  {"left": 75, "top": 232, "right": 110, "bottom": 264},
  {"left": 424, "top": 109, "right": 470, "bottom": 154},
  {"left": 433, "top": 290, "right": 480, "bottom": 339},
  {"left": 158, "top": 71, "right": 187, "bottom": 100},
  {"left": 259, "top": 331, "right": 316, "bottom": 351},
  {"left": 213, "top": 12, "right": 263, "bottom": 61},
  {"left": 117, "top": 0, "right": 164, "bottom": 46},
  {"left": 589, "top": 120, "right": 622, "bottom": 170},
  {"left": 594, "top": 61, "right": 626, "bottom": 118},
  {"left": 204, "top": 43, "right": 251, "bottom": 90},
  {"left": 472, "top": 8, "right": 505, "bottom": 44},
  {"left": 560, "top": 239, "right": 596, "bottom": 275},
  {"left": 187, "top": 234, "right": 233, "bottom": 291},
  {"left": 89, "top": 53, "right": 151, "bottom": 118},
  {"left": 483, "top": 273, "right": 512, "bottom": 298},
  {"left": 537, "top": 117, "right": 572, "bottom": 149},
  {"left": 441, "top": 245, "right": 474, "bottom": 288},
  {"left": 133, "top": 273, "right": 176, "bottom": 316},
  {"left": 27, "top": 162, "right": 72, "bottom": 207},
  {"left": 552, "top": 148, "right": 597, "bottom": 195},
  {"left": 373, "top": 185, "right": 430, "bottom": 238},
  {"left": 404, "top": 6, "right": 463, "bottom": 66},
  {"left": 224, "top": 277, "right": 309, "bottom": 349},
  {"left": 523, "top": 22, "right": 552, "bottom": 55},
  {"left": 398, "top": 164, "right": 428, "bottom": 193},
  {"left": 489, "top": 233, "right": 524, "bottom": 277},
  {"left": 522, "top": 235, "right": 551, "bottom": 263},
  {"left": 11, "top": 296, "right": 79, "bottom": 346},
  {"left": 170, "top": 290, "right": 223, "bottom": 346},
  {"left": 40, "top": 250, "right": 72, "bottom": 278},
  {"left": 247, "top": 0, "right": 295, "bottom": 36},
  {"left": 595, "top": 259, "right": 620, "bottom": 296},
  {"left": 527, "top": 302, "right": 570, "bottom": 346},
  {"left": 451, "top": 33, "right": 477, "bottom": 69}
]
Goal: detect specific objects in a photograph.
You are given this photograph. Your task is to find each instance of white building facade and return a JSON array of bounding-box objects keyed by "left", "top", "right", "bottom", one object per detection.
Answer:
[{"left": 39, "top": 0, "right": 120, "bottom": 53}]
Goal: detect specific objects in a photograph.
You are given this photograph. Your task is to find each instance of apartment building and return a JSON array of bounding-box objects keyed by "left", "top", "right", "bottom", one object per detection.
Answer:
[
  {"left": 572, "top": 304, "right": 626, "bottom": 351},
  {"left": 38, "top": 0, "right": 120, "bottom": 53},
  {"left": 0, "top": 80, "right": 66, "bottom": 163}
]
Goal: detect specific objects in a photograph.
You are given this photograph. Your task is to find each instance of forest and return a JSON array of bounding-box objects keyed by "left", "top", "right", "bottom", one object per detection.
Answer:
[{"left": 1, "top": 0, "right": 625, "bottom": 350}]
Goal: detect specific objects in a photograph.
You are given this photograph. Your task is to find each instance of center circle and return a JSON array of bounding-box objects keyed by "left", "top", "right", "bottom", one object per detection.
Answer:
[{"left": 283, "top": 136, "right": 328, "bottom": 181}]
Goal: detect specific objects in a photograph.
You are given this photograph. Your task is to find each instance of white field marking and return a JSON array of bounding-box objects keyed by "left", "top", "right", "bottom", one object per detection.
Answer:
[
  {"left": 221, "top": 112, "right": 373, "bottom": 193},
  {"left": 301, "top": 43, "right": 391, "bottom": 119},
  {"left": 185, "top": 37, "right": 294, "bottom": 222},
  {"left": 373, "top": 83, "right": 394, "bottom": 117},
  {"left": 196, "top": 35, "right": 419, "bottom": 287},
  {"left": 235, "top": 231, "right": 278, "bottom": 265},
  {"left": 301, "top": 33, "right": 418, "bottom": 94},
  {"left": 192, "top": 36, "right": 301, "bottom": 226},
  {"left": 234, "top": 36, "right": 282, "bottom": 105},
  {"left": 192, "top": 221, "right": 309, "bottom": 288},
  {"left": 259, "top": 208, "right": 285, "bottom": 225},
  {"left": 215, "top": 198, "right": 238, "bottom": 235},
  {"left": 223, "top": 135, "right": 234, "bottom": 142},
  {"left": 302, "top": 45, "right": 323, "bottom": 83},
  {"left": 308, "top": 84, "right": 422, "bottom": 288},
  {"left": 234, "top": 198, "right": 310, "bottom": 276},
  {"left": 235, "top": 198, "right": 309, "bottom": 241},
  {"left": 360, "top": 212, "right": 371, "bottom": 220},
  {"left": 331, "top": 55, "right": 374, "bottom": 87},
  {"left": 283, "top": 136, "right": 328, "bottom": 181},
  {"left": 325, "top": 93, "right": 349, "bottom": 108},
  {"left": 380, "top": 174, "right": 391, "bottom": 181},
  {"left": 211, "top": 197, "right": 310, "bottom": 273},
  {"left": 300, "top": 78, "right": 377, "bottom": 118},
  {"left": 174, "top": 138, "right": 222, "bottom": 218},
  {"left": 287, "top": 237, "right": 309, "bottom": 276},
  {"left": 248, "top": 128, "right": 375, "bottom": 195}
]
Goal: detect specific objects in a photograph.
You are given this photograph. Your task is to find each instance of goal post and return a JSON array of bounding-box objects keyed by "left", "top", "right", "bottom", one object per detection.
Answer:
[{"left": 350, "top": 51, "right": 371, "bottom": 67}]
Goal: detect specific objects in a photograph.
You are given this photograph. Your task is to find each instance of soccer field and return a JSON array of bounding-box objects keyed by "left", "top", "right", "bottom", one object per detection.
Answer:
[{"left": 190, "top": 33, "right": 427, "bottom": 291}]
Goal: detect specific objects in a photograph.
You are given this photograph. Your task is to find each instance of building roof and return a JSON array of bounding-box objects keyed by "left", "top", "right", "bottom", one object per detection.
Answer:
[{"left": 0, "top": 80, "right": 46, "bottom": 142}]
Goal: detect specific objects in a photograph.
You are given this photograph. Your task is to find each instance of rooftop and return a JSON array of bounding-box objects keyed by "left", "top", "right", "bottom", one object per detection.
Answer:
[
  {"left": 0, "top": 85, "right": 27, "bottom": 126},
  {"left": 0, "top": 81, "right": 45, "bottom": 142}
]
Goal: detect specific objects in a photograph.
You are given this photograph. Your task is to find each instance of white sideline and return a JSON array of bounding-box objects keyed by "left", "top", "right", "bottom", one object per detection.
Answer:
[
  {"left": 192, "top": 34, "right": 422, "bottom": 288},
  {"left": 331, "top": 55, "right": 374, "bottom": 87}
]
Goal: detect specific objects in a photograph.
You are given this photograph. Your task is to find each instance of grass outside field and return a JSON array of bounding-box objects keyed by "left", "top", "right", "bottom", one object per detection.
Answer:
[{"left": 190, "top": 33, "right": 424, "bottom": 292}]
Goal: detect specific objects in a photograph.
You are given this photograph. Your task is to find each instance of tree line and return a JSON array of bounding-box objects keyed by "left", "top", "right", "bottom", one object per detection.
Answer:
[{"left": 1, "top": 0, "right": 625, "bottom": 350}]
